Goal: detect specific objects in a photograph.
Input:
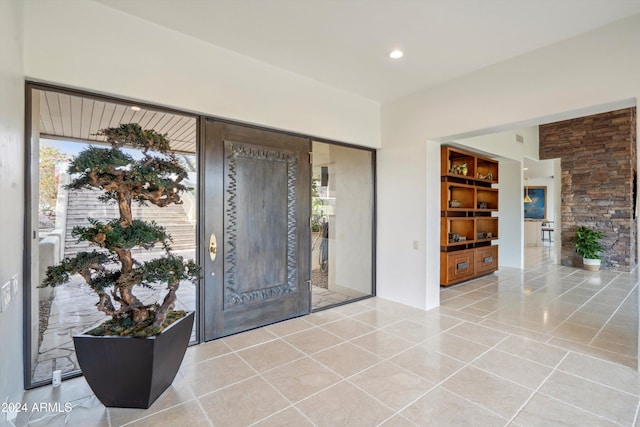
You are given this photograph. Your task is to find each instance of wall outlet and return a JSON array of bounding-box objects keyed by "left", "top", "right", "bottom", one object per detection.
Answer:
[
  {"left": 0, "top": 282, "right": 10, "bottom": 313},
  {"left": 11, "top": 274, "right": 18, "bottom": 297}
]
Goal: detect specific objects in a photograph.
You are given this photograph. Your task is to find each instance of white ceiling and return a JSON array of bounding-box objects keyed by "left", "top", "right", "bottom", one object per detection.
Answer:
[{"left": 96, "top": 0, "right": 640, "bottom": 102}]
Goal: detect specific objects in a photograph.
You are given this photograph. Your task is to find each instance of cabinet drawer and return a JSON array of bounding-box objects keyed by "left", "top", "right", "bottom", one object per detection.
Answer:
[
  {"left": 441, "top": 250, "right": 475, "bottom": 284},
  {"left": 475, "top": 245, "right": 498, "bottom": 274}
]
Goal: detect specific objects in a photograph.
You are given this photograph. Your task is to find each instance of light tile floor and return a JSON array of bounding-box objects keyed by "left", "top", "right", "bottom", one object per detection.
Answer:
[{"left": 11, "top": 245, "right": 640, "bottom": 426}]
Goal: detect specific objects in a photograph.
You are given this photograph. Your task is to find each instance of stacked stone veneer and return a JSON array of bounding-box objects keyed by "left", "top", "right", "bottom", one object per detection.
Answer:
[{"left": 540, "top": 107, "right": 637, "bottom": 271}]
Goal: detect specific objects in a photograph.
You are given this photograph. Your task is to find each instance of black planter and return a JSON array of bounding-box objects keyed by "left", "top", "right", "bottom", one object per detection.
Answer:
[{"left": 73, "top": 311, "right": 194, "bottom": 409}]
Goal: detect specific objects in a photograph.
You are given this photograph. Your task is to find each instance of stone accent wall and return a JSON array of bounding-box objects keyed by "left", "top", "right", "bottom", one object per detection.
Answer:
[{"left": 539, "top": 107, "right": 637, "bottom": 271}]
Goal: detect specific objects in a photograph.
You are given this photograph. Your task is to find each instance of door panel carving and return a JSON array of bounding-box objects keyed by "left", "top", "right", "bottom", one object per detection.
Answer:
[{"left": 224, "top": 141, "right": 298, "bottom": 307}]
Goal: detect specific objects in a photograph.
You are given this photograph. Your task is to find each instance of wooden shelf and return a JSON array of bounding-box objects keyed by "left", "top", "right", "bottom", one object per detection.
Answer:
[
  {"left": 441, "top": 147, "right": 499, "bottom": 185},
  {"left": 442, "top": 147, "right": 476, "bottom": 179},
  {"left": 476, "top": 187, "right": 498, "bottom": 211},
  {"left": 441, "top": 182, "right": 475, "bottom": 210},
  {"left": 476, "top": 217, "right": 498, "bottom": 241},
  {"left": 440, "top": 146, "right": 499, "bottom": 286},
  {"left": 440, "top": 217, "right": 498, "bottom": 246},
  {"left": 476, "top": 155, "right": 499, "bottom": 183},
  {"left": 440, "top": 217, "right": 475, "bottom": 246}
]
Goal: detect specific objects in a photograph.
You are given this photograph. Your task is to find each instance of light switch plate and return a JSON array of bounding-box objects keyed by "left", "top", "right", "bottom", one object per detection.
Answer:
[
  {"left": 1, "top": 282, "right": 10, "bottom": 313},
  {"left": 11, "top": 274, "right": 18, "bottom": 297}
]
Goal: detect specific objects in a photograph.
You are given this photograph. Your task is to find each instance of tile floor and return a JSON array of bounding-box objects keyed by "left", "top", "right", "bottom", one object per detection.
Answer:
[
  {"left": 33, "top": 271, "right": 356, "bottom": 383},
  {"left": 10, "top": 245, "right": 640, "bottom": 426}
]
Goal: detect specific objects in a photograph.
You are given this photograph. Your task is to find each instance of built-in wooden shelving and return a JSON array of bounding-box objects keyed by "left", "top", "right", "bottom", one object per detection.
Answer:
[{"left": 440, "top": 146, "right": 499, "bottom": 286}]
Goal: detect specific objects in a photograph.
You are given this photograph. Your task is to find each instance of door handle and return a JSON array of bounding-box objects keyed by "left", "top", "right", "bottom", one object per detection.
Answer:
[{"left": 209, "top": 233, "right": 217, "bottom": 261}]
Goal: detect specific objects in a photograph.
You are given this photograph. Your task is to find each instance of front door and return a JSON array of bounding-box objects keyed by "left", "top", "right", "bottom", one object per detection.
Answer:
[{"left": 202, "top": 120, "right": 311, "bottom": 340}]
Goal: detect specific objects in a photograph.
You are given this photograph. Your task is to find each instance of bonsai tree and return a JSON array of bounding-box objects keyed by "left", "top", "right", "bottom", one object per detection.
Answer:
[
  {"left": 574, "top": 225, "right": 604, "bottom": 260},
  {"left": 41, "top": 123, "right": 200, "bottom": 336}
]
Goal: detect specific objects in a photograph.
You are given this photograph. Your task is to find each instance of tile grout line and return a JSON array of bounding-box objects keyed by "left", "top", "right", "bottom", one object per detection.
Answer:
[
  {"left": 192, "top": 396, "right": 216, "bottom": 427},
  {"left": 296, "top": 316, "right": 473, "bottom": 424},
  {"left": 204, "top": 337, "right": 320, "bottom": 426},
  {"left": 383, "top": 333, "right": 514, "bottom": 423},
  {"left": 505, "top": 352, "right": 570, "bottom": 425},
  {"left": 199, "top": 304, "right": 460, "bottom": 424},
  {"left": 248, "top": 359, "right": 319, "bottom": 427},
  {"left": 540, "top": 335, "right": 637, "bottom": 373},
  {"left": 534, "top": 391, "right": 625, "bottom": 425},
  {"left": 241, "top": 313, "right": 424, "bottom": 425},
  {"left": 118, "top": 398, "right": 203, "bottom": 427},
  {"left": 632, "top": 398, "right": 640, "bottom": 427},
  {"left": 506, "top": 358, "right": 625, "bottom": 427},
  {"left": 538, "top": 271, "right": 623, "bottom": 343},
  {"left": 587, "top": 280, "right": 638, "bottom": 347}
]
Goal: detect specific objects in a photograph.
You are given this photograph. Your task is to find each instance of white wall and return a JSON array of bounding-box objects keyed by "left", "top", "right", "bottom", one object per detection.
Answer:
[
  {"left": 23, "top": 0, "right": 380, "bottom": 148},
  {"left": 0, "top": 0, "right": 25, "bottom": 416},
  {"left": 379, "top": 13, "right": 640, "bottom": 310},
  {"left": 453, "top": 126, "right": 540, "bottom": 162},
  {"left": 499, "top": 161, "right": 524, "bottom": 268},
  {"left": 332, "top": 145, "right": 373, "bottom": 295}
]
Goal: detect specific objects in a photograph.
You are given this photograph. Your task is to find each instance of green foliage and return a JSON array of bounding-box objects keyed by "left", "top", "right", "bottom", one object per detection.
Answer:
[
  {"left": 574, "top": 226, "right": 604, "bottom": 260},
  {"left": 67, "top": 146, "right": 132, "bottom": 179},
  {"left": 89, "top": 271, "right": 122, "bottom": 292},
  {"left": 65, "top": 128, "right": 192, "bottom": 209},
  {"left": 72, "top": 218, "right": 171, "bottom": 252},
  {"left": 40, "top": 251, "right": 116, "bottom": 291},
  {"left": 66, "top": 148, "right": 189, "bottom": 193},
  {"left": 311, "top": 210, "right": 320, "bottom": 232},
  {"left": 86, "top": 310, "right": 187, "bottom": 337},
  {"left": 311, "top": 179, "right": 326, "bottom": 232},
  {"left": 139, "top": 255, "right": 201, "bottom": 288},
  {"left": 96, "top": 123, "right": 172, "bottom": 153},
  {"left": 127, "top": 155, "right": 190, "bottom": 201}
]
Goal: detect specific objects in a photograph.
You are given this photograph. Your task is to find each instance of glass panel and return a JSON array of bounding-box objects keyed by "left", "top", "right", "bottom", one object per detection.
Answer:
[
  {"left": 28, "top": 88, "right": 198, "bottom": 386},
  {"left": 311, "top": 141, "right": 374, "bottom": 309}
]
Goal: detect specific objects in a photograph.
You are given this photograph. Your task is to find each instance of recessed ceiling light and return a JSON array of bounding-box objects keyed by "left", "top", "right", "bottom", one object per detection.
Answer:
[
  {"left": 523, "top": 168, "right": 529, "bottom": 171},
  {"left": 130, "top": 106, "right": 141, "bottom": 111},
  {"left": 389, "top": 50, "right": 404, "bottom": 59}
]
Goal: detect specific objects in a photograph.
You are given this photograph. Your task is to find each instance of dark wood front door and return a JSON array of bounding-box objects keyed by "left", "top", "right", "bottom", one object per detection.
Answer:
[{"left": 202, "top": 120, "right": 311, "bottom": 340}]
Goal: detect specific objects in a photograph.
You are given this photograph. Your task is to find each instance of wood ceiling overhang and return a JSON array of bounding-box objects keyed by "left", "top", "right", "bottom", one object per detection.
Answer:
[{"left": 38, "top": 90, "right": 197, "bottom": 154}]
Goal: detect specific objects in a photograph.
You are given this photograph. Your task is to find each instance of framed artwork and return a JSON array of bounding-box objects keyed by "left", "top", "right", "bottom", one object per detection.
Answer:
[{"left": 524, "top": 186, "right": 547, "bottom": 219}]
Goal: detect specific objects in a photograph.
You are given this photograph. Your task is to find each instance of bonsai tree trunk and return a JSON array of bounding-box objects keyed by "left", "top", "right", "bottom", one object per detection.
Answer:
[{"left": 117, "top": 190, "right": 134, "bottom": 228}]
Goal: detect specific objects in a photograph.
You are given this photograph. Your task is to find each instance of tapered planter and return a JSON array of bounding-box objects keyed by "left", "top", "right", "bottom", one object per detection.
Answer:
[
  {"left": 73, "top": 311, "right": 194, "bottom": 409},
  {"left": 583, "top": 258, "right": 601, "bottom": 272}
]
